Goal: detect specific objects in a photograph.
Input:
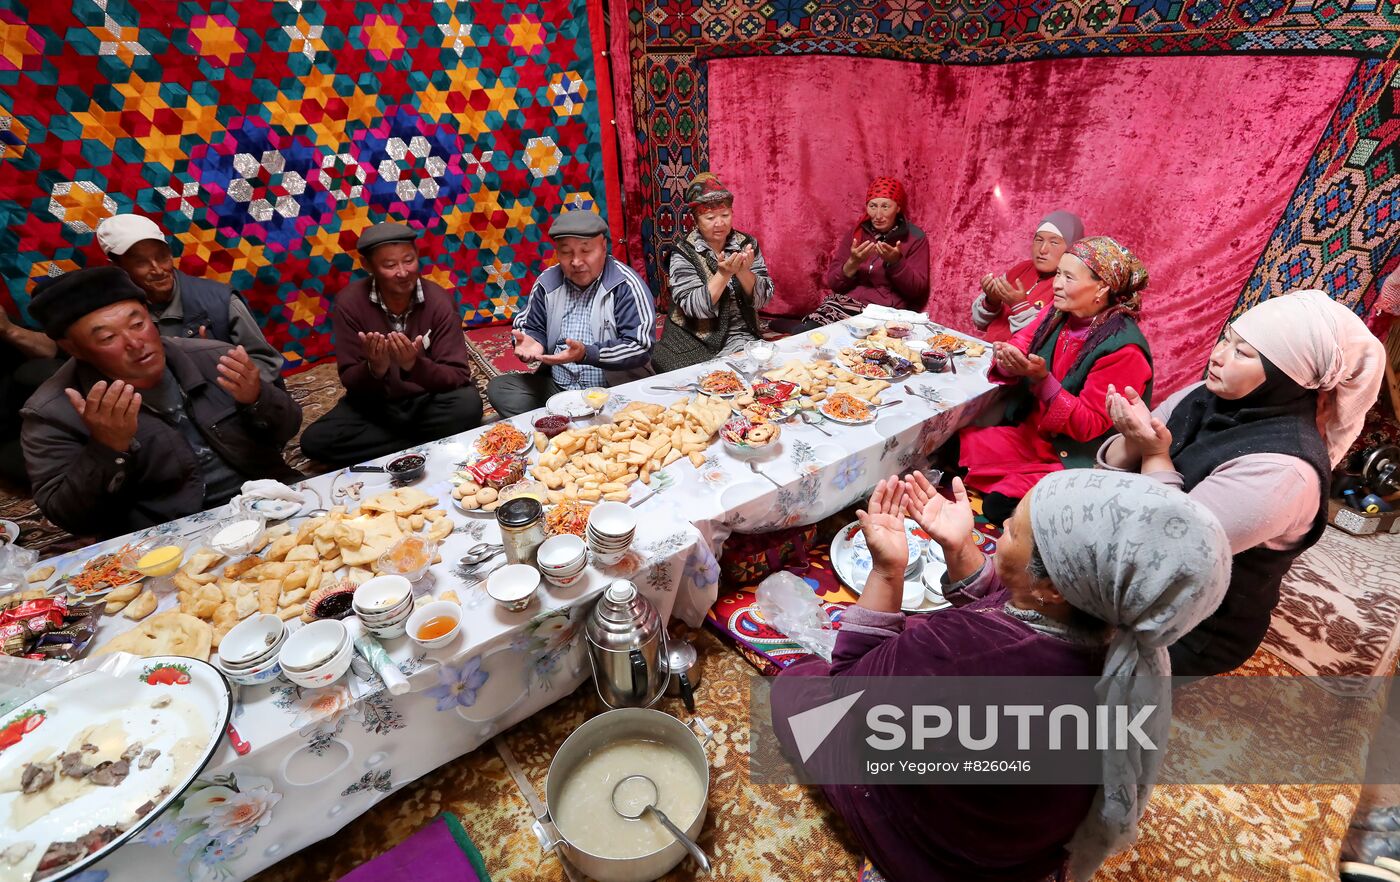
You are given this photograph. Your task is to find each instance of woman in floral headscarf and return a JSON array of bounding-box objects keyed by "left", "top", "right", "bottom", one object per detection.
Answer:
[
  {"left": 776, "top": 177, "right": 930, "bottom": 332},
  {"left": 957, "top": 235, "right": 1154, "bottom": 526},
  {"left": 771, "top": 471, "right": 1231, "bottom": 882}
]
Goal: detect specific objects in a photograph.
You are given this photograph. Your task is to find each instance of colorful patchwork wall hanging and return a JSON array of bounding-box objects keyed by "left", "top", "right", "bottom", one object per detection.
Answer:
[
  {"left": 615, "top": 0, "right": 1398, "bottom": 319},
  {"left": 0, "top": 0, "right": 608, "bottom": 372}
]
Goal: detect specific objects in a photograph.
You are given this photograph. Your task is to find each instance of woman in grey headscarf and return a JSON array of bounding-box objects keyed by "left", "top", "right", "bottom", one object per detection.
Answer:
[{"left": 772, "top": 470, "right": 1231, "bottom": 881}]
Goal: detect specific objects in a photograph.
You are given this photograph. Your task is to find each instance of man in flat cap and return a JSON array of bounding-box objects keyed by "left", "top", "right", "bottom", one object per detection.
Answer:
[
  {"left": 96, "top": 214, "right": 283, "bottom": 382},
  {"left": 299, "top": 222, "right": 482, "bottom": 465},
  {"left": 486, "top": 210, "right": 656, "bottom": 418},
  {"left": 19, "top": 266, "right": 303, "bottom": 538}
]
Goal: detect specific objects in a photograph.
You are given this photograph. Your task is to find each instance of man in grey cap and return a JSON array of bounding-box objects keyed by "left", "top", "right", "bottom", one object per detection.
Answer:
[
  {"left": 486, "top": 209, "right": 656, "bottom": 418},
  {"left": 20, "top": 266, "right": 302, "bottom": 538},
  {"left": 96, "top": 214, "right": 283, "bottom": 382},
  {"left": 299, "top": 221, "right": 482, "bottom": 466}
]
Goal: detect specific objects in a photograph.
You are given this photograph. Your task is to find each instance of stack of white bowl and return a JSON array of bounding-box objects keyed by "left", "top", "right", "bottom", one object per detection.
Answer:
[
  {"left": 214, "top": 614, "right": 287, "bottom": 686},
  {"left": 353, "top": 575, "right": 414, "bottom": 638},
  {"left": 278, "top": 619, "right": 354, "bottom": 688},
  {"left": 585, "top": 502, "right": 636, "bottom": 566},
  {"left": 537, "top": 534, "right": 588, "bottom": 587}
]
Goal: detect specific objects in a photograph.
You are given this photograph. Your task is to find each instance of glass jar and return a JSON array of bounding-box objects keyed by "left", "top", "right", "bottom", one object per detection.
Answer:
[{"left": 497, "top": 497, "right": 546, "bottom": 566}]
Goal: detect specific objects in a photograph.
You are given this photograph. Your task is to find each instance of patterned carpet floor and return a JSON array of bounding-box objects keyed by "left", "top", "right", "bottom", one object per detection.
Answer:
[{"left": 249, "top": 520, "right": 1395, "bottom": 882}]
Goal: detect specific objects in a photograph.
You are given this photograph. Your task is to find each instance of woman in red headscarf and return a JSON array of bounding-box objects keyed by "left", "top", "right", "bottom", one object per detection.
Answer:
[{"left": 777, "top": 177, "right": 930, "bottom": 332}]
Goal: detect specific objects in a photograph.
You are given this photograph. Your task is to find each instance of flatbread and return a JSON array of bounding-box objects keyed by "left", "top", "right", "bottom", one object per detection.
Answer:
[
  {"left": 123, "top": 588, "right": 157, "bottom": 621},
  {"left": 360, "top": 487, "right": 435, "bottom": 516},
  {"left": 223, "top": 555, "right": 263, "bottom": 580},
  {"left": 263, "top": 535, "right": 297, "bottom": 562},
  {"left": 338, "top": 513, "right": 403, "bottom": 566},
  {"left": 257, "top": 580, "right": 281, "bottom": 615},
  {"left": 233, "top": 588, "right": 259, "bottom": 620},
  {"left": 93, "top": 611, "right": 212, "bottom": 660},
  {"left": 184, "top": 550, "right": 225, "bottom": 576},
  {"left": 105, "top": 582, "right": 143, "bottom": 604},
  {"left": 26, "top": 565, "right": 55, "bottom": 584}
]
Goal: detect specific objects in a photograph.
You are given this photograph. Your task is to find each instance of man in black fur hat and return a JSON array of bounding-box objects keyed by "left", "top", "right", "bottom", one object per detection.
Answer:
[{"left": 19, "top": 266, "right": 303, "bottom": 538}]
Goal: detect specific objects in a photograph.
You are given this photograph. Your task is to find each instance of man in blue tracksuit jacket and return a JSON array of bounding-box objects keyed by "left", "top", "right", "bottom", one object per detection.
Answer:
[{"left": 487, "top": 210, "right": 656, "bottom": 418}]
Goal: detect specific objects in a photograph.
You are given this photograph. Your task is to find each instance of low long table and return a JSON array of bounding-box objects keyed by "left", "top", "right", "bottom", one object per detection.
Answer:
[{"left": 33, "top": 321, "right": 995, "bottom": 882}]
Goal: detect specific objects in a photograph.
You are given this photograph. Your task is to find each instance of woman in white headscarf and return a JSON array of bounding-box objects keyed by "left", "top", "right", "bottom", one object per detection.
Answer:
[
  {"left": 1100, "top": 288, "right": 1385, "bottom": 677},
  {"left": 771, "top": 471, "right": 1231, "bottom": 881}
]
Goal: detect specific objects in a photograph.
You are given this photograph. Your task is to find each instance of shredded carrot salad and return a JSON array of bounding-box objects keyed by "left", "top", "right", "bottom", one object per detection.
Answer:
[
  {"left": 821, "top": 393, "right": 872, "bottom": 422},
  {"left": 699, "top": 371, "right": 744, "bottom": 395},
  {"left": 545, "top": 499, "right": 591, "bottom": 536},
  {"left": 476, "top": 423, "right": 529, "bottom": 456},
  {"left": 67, "top": 546, "right": 142, "bottom": 594}
]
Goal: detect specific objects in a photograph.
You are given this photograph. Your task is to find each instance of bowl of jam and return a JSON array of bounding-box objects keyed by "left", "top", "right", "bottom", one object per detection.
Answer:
[
  {"left": 387, "top": 453, "right": 426, "bottom": 484},
  {"left": 533, "top": 414, "right": 571, "bottom": 438}
]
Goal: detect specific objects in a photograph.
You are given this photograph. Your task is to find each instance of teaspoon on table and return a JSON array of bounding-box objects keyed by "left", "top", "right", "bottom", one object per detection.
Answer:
[
  {"left": 748, "top": 460, "right": 783, "bottom": 488},
  {"left": 459, "top": 543, "right": 504, "bottom": 567},
  {"left": 796, "top": 409, "right": 833, "bottom": 437}
]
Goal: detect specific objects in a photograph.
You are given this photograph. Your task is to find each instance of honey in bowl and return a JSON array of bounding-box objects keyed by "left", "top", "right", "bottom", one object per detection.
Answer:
[
  {"left": 387, "top": 537, "right": 431, "bottom": 573},
  {"left": 417, "top": 615, "right": 457, "bottom": 641},
  {"left": 135, "top": 545, "right": 183, "bottom": 577}
]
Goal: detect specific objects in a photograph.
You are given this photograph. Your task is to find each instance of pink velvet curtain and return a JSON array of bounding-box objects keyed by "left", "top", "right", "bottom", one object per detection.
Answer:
[
  {"left": 708, "top": 54, "right": 1357, "bottom": 397},
  {"left": 606, "top": 0, "right": 647, "bottom": 272}
]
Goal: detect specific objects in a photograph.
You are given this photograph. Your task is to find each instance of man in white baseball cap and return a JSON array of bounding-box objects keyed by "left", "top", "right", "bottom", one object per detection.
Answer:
[{"left": 95, "top": 214, "right": 282, "bottom": 382}]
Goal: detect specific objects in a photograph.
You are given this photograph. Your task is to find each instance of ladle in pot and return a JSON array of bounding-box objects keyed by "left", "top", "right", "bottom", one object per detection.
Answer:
[{"left": 610, "top": 774, "right": 711, "bottom": 874}]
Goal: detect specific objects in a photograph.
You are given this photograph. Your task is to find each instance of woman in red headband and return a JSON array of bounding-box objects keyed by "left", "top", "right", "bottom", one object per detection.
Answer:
[{"left": 776, "top": 177, "right": 930, "bottom": 332}]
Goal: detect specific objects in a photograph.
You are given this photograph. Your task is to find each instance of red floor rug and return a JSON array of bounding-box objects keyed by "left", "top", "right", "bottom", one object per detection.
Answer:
[{"left": 464, "top": 322, "right": 528, "bottom": 379}]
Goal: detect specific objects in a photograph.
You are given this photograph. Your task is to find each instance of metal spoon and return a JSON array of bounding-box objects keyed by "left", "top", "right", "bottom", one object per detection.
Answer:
[
  {"left": 797, "top": 409, "right": 833, "bottom": 437},
  {"left": 459, "top": 543, "right": 503, "bottom": 567},
  {"left": 724, "top": 360, "right": 756, "bottom": 382},
  {"left": 748, "top": 460, "right": 782, "bottom": 488},
  {"left": 611, "top": 774, "right": 711, "bottom": 874}
]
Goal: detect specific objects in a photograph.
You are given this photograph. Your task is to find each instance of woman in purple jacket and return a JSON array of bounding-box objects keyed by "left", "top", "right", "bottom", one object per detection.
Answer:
[
  {"left": 774, "top": 177, "right": 930, "bottom": 333},
  {"left": 772, "top": 470, "right": 1231, "bottom": 881}
]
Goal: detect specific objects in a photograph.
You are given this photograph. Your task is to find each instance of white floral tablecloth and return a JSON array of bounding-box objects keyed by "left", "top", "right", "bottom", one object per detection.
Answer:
[{"left": 37, "top": 319, "right": 996, "bottom": 882}]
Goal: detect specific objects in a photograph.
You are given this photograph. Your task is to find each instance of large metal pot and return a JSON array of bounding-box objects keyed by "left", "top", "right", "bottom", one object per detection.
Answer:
[{"left": 539, "top": 708, "right": 710, "bottom": 882}]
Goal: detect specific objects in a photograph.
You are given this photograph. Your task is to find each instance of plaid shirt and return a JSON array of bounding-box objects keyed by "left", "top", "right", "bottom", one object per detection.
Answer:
[
  {"left": 368, "top": 278, "right": 425, "bottom": 334},
  {"left": 552, "top": 277, "right": 606, "bottom": 389}
]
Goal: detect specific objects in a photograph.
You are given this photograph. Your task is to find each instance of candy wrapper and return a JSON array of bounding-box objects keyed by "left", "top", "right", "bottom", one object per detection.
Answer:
[
  {"left": 1, "top": 595, "right": 101, "bottom": 661},
  {"left": 464, "top": 454, "right": 527, "bottom": 489},
  {"left": 752, "top": 380, "right": 798, "bottom": 406}
]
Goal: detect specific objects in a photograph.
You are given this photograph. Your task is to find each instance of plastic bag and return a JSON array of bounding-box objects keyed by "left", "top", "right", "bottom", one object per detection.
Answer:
[
  {"left": 756, "top": 570, "right": 837, "bottom": 662},
  {"left": 0, "top": 541, "right": 37, "bottom": 597},
  {"left": 0, "top": 651, "right": 144, "bottom": 718}
]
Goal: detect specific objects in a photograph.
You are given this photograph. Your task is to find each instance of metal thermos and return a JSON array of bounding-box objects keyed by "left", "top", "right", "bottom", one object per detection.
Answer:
[{"left": 584, "top": 580, "right": 668, "bottom": 709}]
